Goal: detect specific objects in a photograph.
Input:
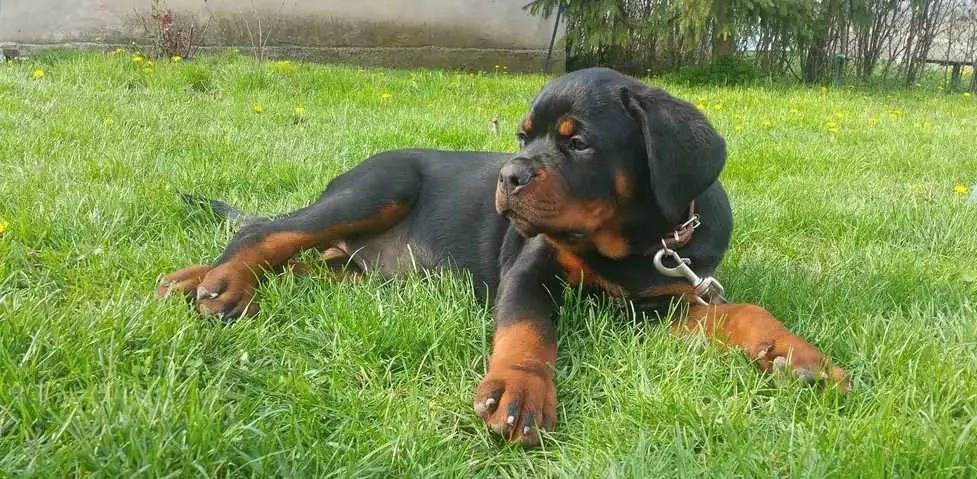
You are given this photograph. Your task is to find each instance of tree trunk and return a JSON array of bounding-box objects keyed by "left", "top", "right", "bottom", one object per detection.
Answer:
[
  {"left": 803, "top": 0, "right": 841, "bottom": 84},
  {"left": 971, "top": 58, "right": 977, "bottom": 93},
  {"left": 711, "top": 0, "right": 735, "bottom": 59}
]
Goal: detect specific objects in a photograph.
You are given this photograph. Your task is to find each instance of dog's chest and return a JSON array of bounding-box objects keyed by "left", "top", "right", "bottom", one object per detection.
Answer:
[{"left": 553, "top": 248, "right": 681, "bottom": 299}]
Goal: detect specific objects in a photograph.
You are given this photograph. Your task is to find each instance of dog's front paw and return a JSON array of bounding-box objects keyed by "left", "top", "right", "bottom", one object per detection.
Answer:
[
  {"left": 474, "top": 363, "right": 556, "bottom": 447},
  {"left": 157, "top": 262, "right": 259, "bottom": 319},
  {"left": 157, "top": 264, "right": 212, "bottom": 300},
  {"left": 754, "top": 337, "right": 849, "bottom": 394},
  {"left": 191, "top": 262, "right": 260, "bottom": 319}
]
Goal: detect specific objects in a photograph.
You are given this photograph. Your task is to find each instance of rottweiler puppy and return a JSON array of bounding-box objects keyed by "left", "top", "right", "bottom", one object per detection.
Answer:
[{"left": 158, "top": 67, "right": 848, "bottom": 446}]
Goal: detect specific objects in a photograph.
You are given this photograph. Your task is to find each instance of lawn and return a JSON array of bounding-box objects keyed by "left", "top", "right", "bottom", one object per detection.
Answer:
[{"left": 1, "top": 50, "right": 976, "bottom": 477}]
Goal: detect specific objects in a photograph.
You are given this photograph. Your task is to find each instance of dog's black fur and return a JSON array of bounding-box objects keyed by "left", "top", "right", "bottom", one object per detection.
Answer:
[{"left": 159, "top": 67, "right": 845, "bottom": 446}]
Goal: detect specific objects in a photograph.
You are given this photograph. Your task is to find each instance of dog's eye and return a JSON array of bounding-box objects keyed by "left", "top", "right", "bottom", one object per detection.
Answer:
[
  {"left": 563, "top": 231, "right": 589, "bottom": 241},
  {"left": 567, "top": 136, "right": 589, "bottom": 151},
  {"left": 517, "top": 132, "right": 529, "bottom": 148}
]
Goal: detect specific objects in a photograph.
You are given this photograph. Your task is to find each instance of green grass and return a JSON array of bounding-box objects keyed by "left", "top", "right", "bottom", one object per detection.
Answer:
[{"left": 1, "top": 50, "right": 976, "bottom": 477}]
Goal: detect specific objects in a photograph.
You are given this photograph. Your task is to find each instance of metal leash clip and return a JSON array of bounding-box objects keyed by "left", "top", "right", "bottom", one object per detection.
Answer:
[{"left": 652, "top": 242, "right": 727, "bottom": 305}]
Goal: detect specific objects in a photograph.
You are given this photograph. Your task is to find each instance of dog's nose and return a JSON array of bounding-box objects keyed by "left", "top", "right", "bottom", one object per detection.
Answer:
[{"left": 499, "top": 161, "right": 535, "bottom": 194}]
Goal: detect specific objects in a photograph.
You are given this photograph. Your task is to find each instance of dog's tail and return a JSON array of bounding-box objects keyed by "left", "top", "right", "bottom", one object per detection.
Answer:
[{"left": 179, "top": 192, "right": 264, "bottom": 224}]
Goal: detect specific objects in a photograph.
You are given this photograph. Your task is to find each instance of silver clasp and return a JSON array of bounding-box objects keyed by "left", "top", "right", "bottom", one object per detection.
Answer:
[
  {"left": 652, "top": 243, "right": 727, "bottom": 305},
  {"left": 653, "top": 247, "right": 697, "bottom": 282}
]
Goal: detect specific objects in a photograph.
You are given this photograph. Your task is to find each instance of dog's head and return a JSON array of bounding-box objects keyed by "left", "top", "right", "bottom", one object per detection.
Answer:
[{"left": 495, "top": 67, "right": 726, "bottom": 258}]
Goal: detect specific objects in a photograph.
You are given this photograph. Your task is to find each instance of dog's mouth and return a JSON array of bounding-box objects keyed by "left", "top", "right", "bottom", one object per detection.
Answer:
[
  {"left": 498, "top": 183, "right": 597, "bottom": 240},
  {"left": 502, "top": 209, "right": 591, "bottom": 242},
  {"left": 551, "top": 230, "right": 589, "bottom": 242},
  {"left": 502, "top": 210, "right": 540, "bottom": 237}
]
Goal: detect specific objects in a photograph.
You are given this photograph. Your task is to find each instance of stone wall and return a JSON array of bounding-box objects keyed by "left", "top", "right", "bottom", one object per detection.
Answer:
[{"left": 0, "top": 0, "right": 564, "bottom": 71}]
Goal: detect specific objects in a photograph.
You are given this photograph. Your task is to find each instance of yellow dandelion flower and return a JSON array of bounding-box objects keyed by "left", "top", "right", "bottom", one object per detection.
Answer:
[
  {"left": 0, "top": 221, "right": 8, "bottom": 235},
  {"left": 867, "top": 116, "right": 878, "bottom": 125},
  {"left": 132, "top": 55, "right": 143, "bottom": 64},
  {"left": 965, "top": 92, "right": 972, "bottom": 97},
  {"left": 31, "top": 69, "right": 45, "bottom": 79},
  {"left": 953, "top": 184, "right": 969, "bottom": 194},
  {"left": 734, "top": 124, "right": 744, "bottom": 132},
  {"left": 760, "top": 120, "right": 773, "bottom": 129},
  {"left": 172, "top": 55, "right": 182, "bottom": 63},
  {"left": 253, "top": 103, "right": 264, "bottom": 113},
  {"left": 712, "top": 103, "right": 723, "bottom": 111},
  {"left": 825, "top": 121, "right": 837, "bottom": 129},
  {"left": 142, "top": 67, "right": 153, "bottom": 75},
  {"left": 380, "top": 92, "right": 392, "bottom": 100},
  {"left": 113, "top": 47, "right": 126, "bottom": 56},
  {"left": 294, "top": 106, "right": 305, "bottom": 115},
  {"left": 833, "top": 111, "right": 844, "bottom": 120}
]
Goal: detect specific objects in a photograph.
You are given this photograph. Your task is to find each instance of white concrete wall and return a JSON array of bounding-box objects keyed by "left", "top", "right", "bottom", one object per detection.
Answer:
[{"left": 0, "top": 0, "right": 564, "bottom": 71}]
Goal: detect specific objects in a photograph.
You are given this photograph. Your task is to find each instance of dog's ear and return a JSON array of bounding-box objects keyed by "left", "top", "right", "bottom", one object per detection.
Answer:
[{"left": 622, "top": 84, "right": 726, "bottom": 225}]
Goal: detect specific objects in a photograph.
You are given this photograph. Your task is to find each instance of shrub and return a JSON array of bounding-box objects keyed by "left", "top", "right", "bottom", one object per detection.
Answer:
[
  {"left": 665, "top": 55, "right": 760, "bottom": 86},
  {"left": 141, "top": 1, "right": 205, "bottom": 60}
]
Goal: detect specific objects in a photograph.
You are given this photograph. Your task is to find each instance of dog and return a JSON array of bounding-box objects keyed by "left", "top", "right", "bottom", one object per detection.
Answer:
[{"left": 157, "top": 67, "right": 848, "bottom": 446}]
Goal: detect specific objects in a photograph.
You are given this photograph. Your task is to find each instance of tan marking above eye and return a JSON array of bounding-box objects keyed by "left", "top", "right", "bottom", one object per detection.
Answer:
[
  {"left": 522, "top": 116, "right": 533, "bottom": 132},
  {"left": 558, "top": 117, "right": 576, "bottom": 136}
]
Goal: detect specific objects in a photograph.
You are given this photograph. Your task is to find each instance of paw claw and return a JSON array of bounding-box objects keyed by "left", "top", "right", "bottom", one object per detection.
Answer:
[
  {"left": 475, "top": 397, "right": 498, "bottom": 415},
  {"left": 794, "top": 367, "right": 816, "bottom": 383},
  {"left": 772, "top": 355, "right": 789, "bottom": 371},
  {"left": 758, "top": 342, "right": 849, "bottom": 393},
  {"left": 157, "top": 265, "right": 212, "bottom": 301},
  {"left": 196, "top": 287, "right": 211, "bottom": 301},
  {"left": 474, "top": 364, "right": 556, "bottom": 447},
  {"left": 755, "top": 342, "right": 773, "bottom": 361},
  {"left": 190, "top": 263, "right": 258, "bottom": 319}
]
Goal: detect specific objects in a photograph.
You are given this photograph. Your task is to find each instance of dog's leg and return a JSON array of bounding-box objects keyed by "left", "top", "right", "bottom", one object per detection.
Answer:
[
  {"left": 284, "top": 245, "right": 361, "bottom": 279},
  {"left": 677, "top": 303, "right": 849, "bottom": 392},
  {"left": 474, "top": 237, "right": 561, "bottom": 446},
  {"left": 158, "top": 161, "right": 420, "bottom": 318}
]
